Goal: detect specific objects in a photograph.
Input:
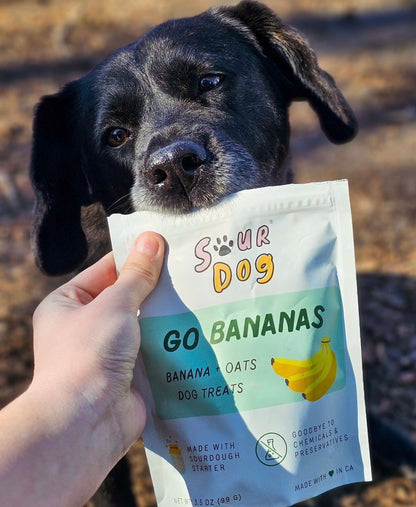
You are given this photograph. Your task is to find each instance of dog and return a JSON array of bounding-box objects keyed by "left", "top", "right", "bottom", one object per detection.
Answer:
[
  {"left": 30, "top": 0, "right": 357, "bottom": 277},
  {"left": 29, "top": 1, "right": 416, "bottom": 505}
]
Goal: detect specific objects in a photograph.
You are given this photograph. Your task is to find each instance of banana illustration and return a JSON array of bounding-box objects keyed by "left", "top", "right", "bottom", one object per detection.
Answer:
[
  {"left": 271, "top": 346, "right": 323, "bottom": 378},
  {"left": 271, "top": 337, "right": 337, "bottom": 401},
  {"left": 302, "top": 346, "right": 337, "bottom": 401},
  {"left": 285, "top": 351, "right": 328, "bottom": 393}
]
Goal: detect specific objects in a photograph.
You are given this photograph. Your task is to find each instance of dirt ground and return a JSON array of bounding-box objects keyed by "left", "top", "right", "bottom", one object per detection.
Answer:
[{"left": 1, "top": 0, "right": 416, "bottom": 505}]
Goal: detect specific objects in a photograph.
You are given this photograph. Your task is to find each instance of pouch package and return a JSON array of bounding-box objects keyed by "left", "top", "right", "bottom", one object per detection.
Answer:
[{"left": 108, "top": 180, "right": 372, "bottom": 506}]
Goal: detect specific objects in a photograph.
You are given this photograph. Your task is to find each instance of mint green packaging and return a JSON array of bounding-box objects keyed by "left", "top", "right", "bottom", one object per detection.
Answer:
[{"left": 108, "top": 180, "right": 371, "bottom": 506}]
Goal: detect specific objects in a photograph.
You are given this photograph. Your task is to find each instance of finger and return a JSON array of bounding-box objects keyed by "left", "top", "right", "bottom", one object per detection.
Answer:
[
  {"left": 44, "top": 253, "right": 118, "bottom": 311},
  {"left": 113, "top": 232, "right": 165, "bottom": 311},
  {"left": 67, "top": 252, "right": 118, "bottom": 297}
]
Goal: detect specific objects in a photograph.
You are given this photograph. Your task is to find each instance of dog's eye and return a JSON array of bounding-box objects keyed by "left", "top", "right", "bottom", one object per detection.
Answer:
[
  {"left": 106, "top": 128, "right": 129, "bottom": 147},
  {"left": 198, "top": 74, "right": 224, "bottom": 93}
]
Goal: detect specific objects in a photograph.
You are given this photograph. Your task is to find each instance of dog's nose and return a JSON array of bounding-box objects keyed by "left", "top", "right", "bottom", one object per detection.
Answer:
[{"left": 146, "top": 141, "right": 207, "bottom": 190}]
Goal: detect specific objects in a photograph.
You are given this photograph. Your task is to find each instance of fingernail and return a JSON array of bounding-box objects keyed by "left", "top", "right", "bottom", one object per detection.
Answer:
[{"left": 134, "top": 233, "right": 160, "bottom": 258}]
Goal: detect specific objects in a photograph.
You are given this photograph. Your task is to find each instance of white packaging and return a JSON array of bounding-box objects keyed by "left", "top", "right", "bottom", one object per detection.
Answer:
[{"left": 108, "top": 180, "right": 371, "bottom": 506}]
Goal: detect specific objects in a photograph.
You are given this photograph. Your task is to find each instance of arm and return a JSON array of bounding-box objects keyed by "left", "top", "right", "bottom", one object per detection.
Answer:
[{"left": 0, "top": 232, "right": 164, "bottom": 507}]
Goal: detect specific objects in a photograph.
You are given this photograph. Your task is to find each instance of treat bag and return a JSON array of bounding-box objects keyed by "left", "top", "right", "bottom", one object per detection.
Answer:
[{"left": 109, "top": 180, "right": 372, "bottom": 507}]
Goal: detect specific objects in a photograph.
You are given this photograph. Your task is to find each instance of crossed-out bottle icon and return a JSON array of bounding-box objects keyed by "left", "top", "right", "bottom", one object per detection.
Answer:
[{"left": 255, "top": 433, "right": 287, "bottom": 466}]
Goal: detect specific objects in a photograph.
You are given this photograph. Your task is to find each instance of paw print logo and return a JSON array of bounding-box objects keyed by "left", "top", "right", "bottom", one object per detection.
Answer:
[{"left": 213, "top": 235, "right": 234, "bottom": 256}]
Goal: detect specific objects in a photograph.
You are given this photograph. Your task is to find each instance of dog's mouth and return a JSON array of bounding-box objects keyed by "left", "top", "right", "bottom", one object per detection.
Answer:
[{"left": 130, "top": 137, "right": 261, "bottom": 213}]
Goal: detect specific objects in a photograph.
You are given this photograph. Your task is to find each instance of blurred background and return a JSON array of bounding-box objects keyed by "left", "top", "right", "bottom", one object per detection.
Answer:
[{"left": 0, "top": 0, "right": 415, "bottom": 505}]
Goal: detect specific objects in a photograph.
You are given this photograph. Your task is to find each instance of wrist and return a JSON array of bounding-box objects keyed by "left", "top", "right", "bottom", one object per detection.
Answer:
[
  {"left": 27, "top": 380, "right": 117, "bottom": 504},
  {"left": 6, "top": 374, "right": 133, "bottom": 506},
  {"left": 31, "top": 364, "right": 144, "bottom": 459},
  {"left": 0, "top": 384, "right": 108, "bottom": 506}
]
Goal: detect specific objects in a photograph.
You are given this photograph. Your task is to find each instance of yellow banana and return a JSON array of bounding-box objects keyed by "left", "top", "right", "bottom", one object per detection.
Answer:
[
  {"left": 272, "top": 337, "right": 337, "bottom": 401},
  {"left": 285, "top": 348, "right": 329, "bottom": 393},
  {"left": 302, "top": 348, "right": 337, "bottom": 402},
  {"left": 271, "top": 346, "right": 323, "bottom": 378}
]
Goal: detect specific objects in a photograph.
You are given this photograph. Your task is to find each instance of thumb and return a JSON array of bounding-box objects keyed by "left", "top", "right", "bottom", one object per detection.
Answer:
[{"left": 113, "top": 232, "right": 165, "bottom": 311}]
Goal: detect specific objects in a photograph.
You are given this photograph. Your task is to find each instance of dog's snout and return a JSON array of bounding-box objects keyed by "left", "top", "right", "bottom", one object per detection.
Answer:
[{"left": 146, "top": 141, "right": 207, "bottom": 189}]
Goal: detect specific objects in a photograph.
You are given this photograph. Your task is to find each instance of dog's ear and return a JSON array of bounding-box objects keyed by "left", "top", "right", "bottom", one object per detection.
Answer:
[
  {"left": 217, "top": 0, "right": 358, "bottom": 143},
  {"left": 30, "top": 82, "right": 93, "bottom": 275}
]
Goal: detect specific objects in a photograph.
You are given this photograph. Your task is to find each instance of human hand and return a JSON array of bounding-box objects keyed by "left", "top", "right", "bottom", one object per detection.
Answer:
[
  {"left": 32, "top": 231, "right": 165, "bottom": 456},
  {"left": 0, "top": 232, "right": 164, "bottom": 507}
]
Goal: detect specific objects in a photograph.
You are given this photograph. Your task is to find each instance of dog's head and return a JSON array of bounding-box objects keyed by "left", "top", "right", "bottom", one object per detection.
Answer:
[{"left": 31, "top": 0, "right": 357, "bottom": 275}]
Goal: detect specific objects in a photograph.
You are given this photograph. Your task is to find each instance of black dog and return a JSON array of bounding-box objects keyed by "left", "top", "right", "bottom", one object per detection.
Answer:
[
  {"left": 31, "top": 0, "right": 357, "bottom": 277},
  {"left": 30, "top": 1, "right": 416, "bottom": 505}
]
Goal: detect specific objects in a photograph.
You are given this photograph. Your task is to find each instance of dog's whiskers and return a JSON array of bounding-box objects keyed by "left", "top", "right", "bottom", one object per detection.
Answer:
[{"left": 107, "top": 193, "right": 132, "bottom": 214}]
